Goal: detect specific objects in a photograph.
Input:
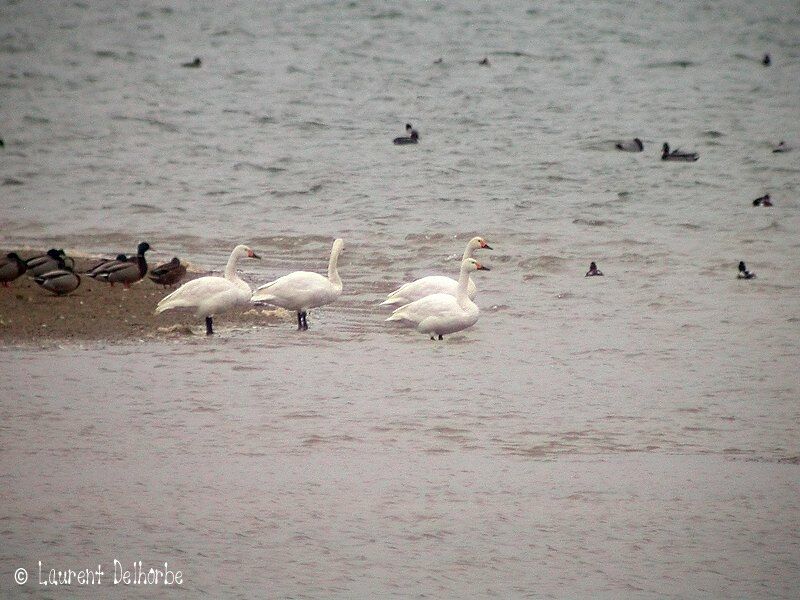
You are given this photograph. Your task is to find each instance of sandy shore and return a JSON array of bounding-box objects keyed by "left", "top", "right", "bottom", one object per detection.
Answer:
[{"left": 0, "top": 252, "right": 285, "bottom": 345}]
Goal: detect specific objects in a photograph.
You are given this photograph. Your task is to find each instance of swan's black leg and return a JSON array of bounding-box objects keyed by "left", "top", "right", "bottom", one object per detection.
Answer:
[
  {"left": 297, "top": 311, "right": 303, "bottom": 331},
  {"left": 205, "top": 316, "right": 214, "bottom": 335},
  {"left": 301, "top": 311, "right": 308, "bottom": 330},
  {"left": 438, "top": 334, "right": 443, "bottom": 340}
]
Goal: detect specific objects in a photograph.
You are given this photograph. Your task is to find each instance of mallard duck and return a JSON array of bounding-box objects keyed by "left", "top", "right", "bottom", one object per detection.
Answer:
[
  {"left": 97, "top": 242, "right": 150, "bottom": 288},
  {"left": 0, "top": 252, "right": 27, "bottom": 286},
  {"left": 585, "top": 261, "right": 604, "bottom": 277},
  {"left": 615, "top": 138, "right": 644, "bottom": 152},
  {"left": 148, "top": 257, "right": 187, "bottom": 287},
  {"left": 26, "top": 249, "right": 73, "bottom": 276},
  {"left": 34, "top": 259, "right": 81, "bottom": 295},
  {"left": 86, "top": 254, "right": 128, "bottom": 277},
  {"left": 662, "top": 143, "right": 699, "bottom": 162}
]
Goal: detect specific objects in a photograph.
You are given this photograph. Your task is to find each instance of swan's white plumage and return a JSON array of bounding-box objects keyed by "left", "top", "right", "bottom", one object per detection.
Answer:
[
  {"left": 251, "top": 238, "right": 343, "bottom": 312},
  {"left": 381, "top": 237, "right": 490, "bottom": 306},
  {"left": 155, "top": 244, "right": 257, "bottom": 319},
  {"left": 386, "top": 258, "right": 489, "bottom": 339}
]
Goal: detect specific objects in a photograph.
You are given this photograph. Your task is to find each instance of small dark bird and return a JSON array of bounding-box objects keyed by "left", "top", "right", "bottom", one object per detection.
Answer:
[
  {"left": 0, "top": 252, "right": 27, "bottom": 286},
  {"left": 182, "top": 57, "right": 202, "bottom": 68},
  {"left": 0, "top": 138, "right": 4, "bottom": 147},
  {"left": 737, "top": 261, "right": 756, "bottom": 279},
  {"left": 585, "top": 261, "right": 604, "bottom": 277},
  {"left": 148, "top": 257, "right": 187, "bottom": 288},
  {"left": 479, "top": 57, "right": 490, "bottom": 66},
  {"left": 752, "top": 194, "right": 772, "bottom": 207},
  {"left": 433, "top": 58, "right": 443, "bottom": 64},
  {"left": 762, "top": 54, "right": 771, "bottom": 66},
  {"left": 34, "top": 259, "right": 81, "bottom": 295},
  {"left": 772, "top": 141, "right": 792, "bottom": 153},
  {"left": 662, "top": 142, "right": 699, "bottom": 162},
  {"left": 393, "top": 123, "right": 419, "bottom": 145},
  {"left": 616, "top": 138, "right": 644, "bottom": 152}
]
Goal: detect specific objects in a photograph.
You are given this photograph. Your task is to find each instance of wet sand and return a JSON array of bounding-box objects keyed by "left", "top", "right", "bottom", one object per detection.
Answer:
[{"left": 0, "top": 251, "right": 284, "bottom": 345}]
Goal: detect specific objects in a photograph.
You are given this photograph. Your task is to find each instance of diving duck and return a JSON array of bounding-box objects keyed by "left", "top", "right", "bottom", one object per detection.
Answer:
[
  {"left": 661, "top": 143, "right": 699, "bottom": 162},
  {"left": 585, "top": 261, "right": 604, "bottom": 277},
  {"left": 148, "top": 257, "right": 187, "bottom": 288},
  {"left": 96, "top": 242, "right": 151, "bottom": 288},
  {"left": 737, "top": 261, "right": 756, "bottom": 279},
  {"left": 0, "top": 252, "right": 27, "bottom": 286},
  {"left": 393, "top": 123, "right": 419, "bottom": 145},
  {"left": 752, "top": 194, "right": 772, "bottom": 207},
  {"left": 615, "top": 138, "right": 644, "bottom": 152},
  {"left": 34, "top": 259, "right": 81, "bottom": 295}
]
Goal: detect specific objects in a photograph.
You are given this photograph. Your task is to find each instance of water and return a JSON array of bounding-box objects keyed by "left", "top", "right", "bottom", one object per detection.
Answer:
[{"left": 1, "top": 0, "right": 799, "bottom": 597}]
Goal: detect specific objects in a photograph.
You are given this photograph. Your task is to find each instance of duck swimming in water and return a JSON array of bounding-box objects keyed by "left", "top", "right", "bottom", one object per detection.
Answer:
[
  {"left": 585, "top": 261, "right": 603, "bottom": 277},
  {"left": 772, "top": 140, "right": 793, "bottom": 153},
  {"left": 615, "top": 138, "right": 644, "bottom": 152},
  {"left": 661, "top": 143, "right": 699, "bottom": 162},
  {"left": 393, "top": 123, "right": 419, "bottom": 145},
  {"left": 0, "top": 252, "right": 27, "bottom": 286},
  {"left": 752, "top": 194, "right": 772, "bottom": 207},
  {"left": 737, "top": 261, "right": 756, "bottom": 279},
  {"left": 762, "top": 53, "right": 771, "bottom": 66},
  {"left": 182, "top": 57, "right": 201, "bottom": 68}
]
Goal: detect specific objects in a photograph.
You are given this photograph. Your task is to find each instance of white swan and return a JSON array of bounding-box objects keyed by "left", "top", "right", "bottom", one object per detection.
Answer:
[
  {"left": 381, "top": 236, "right": 492, "bottom": 307},
  {"left": 385, "top": 257, "right": 490, "bottom": 340},
  {"left": 155, "top": 244, "right": 260, "bottom": 335},
  {"left": 251, "top": 239, "right": 343, "bottom": 330}
]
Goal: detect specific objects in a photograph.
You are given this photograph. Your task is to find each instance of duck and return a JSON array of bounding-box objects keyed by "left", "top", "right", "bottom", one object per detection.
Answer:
[
  {"left": 772, "top": 141, "right": 793, "bottom": 153},
  {"left": 252, "top": 239, "right": 344, "bottom": 331},
  {"left": 393, "top": 123, "right": 419, "bottom": 145},
  {"left": 86, "top": 254, "right": 128, "bottom": 278},
  {"left": 0, "top": 252, "right": 27, "bottom": 286},
  {"left": 25, "top": 249, "right": 69, "bottom": 277},
  {"left": 381, "top": 237, "right": 492, "bottom": 307},
  {"left": 752, "top": 194, "right": 772, "bottom": 207},
  {"left": 479, "top": 57, "right": 490, "bottom": 66},
  {"left": 385, "top": 258, "right": 490, "bottom": 340},
  {"left": 661, "top": 143, "right": 698, "bottom": 162},
  {"left": 34, "top": 259, "right": 81, "bottom": 295},
  {"left": 182, "top": 57, "right": 201, "bottom": 68},
  {"left": 156, "top": 244, "right": 261, "bottom": 335},
  {"left": 737, "top": 261, "right": 756, "bottom": 279},
  {"left": 148, "top": 257, "right": 187, "bottom": 287},
  {"left": 96, "top": 242, "right": 150, "bottom": 288},
  {"left": 615, "top": 138, "right": 644, "bottom": 152},
  {"left": 762, "top": 53, "right": 771, "bottom": 66},
  {"left": 585, "top": 261, "right": 604, "bottom": 277}
]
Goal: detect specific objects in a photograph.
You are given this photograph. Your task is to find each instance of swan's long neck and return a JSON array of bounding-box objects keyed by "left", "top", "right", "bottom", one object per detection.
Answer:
[
  {"left": 462, "top": 241, "right": 477, "bottom": 260},
  {"left": 327, "top": 240, "right": 343, "bottom": 290},
  {"left": 224, "top": 249, "right": 244, "bottom": 282},
  {"left": 456, "top": 262, "right": 472, "bottom": 305}
]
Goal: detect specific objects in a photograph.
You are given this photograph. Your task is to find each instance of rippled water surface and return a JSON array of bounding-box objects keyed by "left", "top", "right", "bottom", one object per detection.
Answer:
[{"left": 1, "top": 0, "right": 799, "bottom": 597}]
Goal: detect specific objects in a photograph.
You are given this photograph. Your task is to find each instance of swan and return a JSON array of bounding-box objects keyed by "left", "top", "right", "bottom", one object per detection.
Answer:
[
  {"left": 386, "top": 258, "right": 490, "bottom": 340},
  {"left": 156, "top": 244, "right": 261, "bottom": 335},
  {"left": 251, "top": 239, "right": 343, "bottom": 330},
  {"left": 381, "top": 236, "right": 492, "bottom": 307},
  {"left": 96, "top": 242, "right": 151, "bottom": 288}
]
